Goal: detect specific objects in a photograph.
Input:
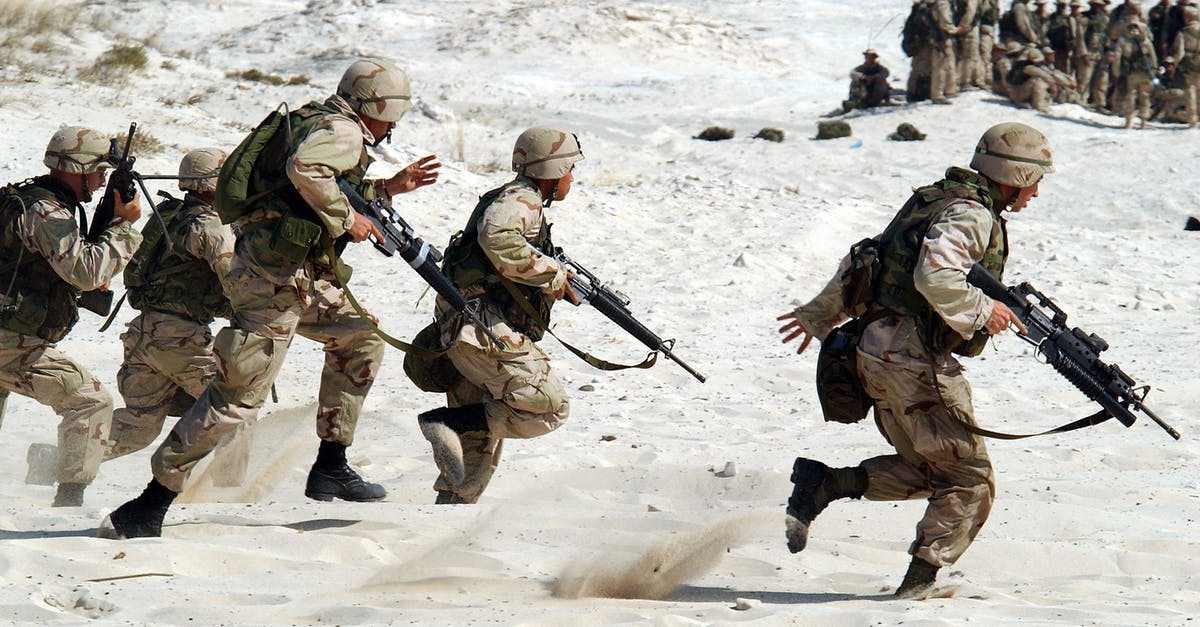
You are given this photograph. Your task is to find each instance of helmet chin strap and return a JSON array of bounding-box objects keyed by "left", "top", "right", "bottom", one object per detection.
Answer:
[
  {"left": 543, "top": 180, "right": 558, "bottom": 209},
  {"left": 79, "top": 173, "right": 95, "bottom": 204}
]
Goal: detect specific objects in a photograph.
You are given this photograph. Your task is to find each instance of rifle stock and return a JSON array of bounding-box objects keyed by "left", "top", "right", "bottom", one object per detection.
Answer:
[{"left": 966, "top": 264, "right": 1180, "bottom": 440}]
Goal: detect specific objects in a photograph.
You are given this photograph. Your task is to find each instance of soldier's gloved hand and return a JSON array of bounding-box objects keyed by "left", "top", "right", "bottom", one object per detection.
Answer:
[
  {"left": 114, "top": 192, "right": 141, "bottom": 224},
  {"left": 347, "top": 211, "right": 384, "bottom": 243},
  {"left": 777, "top": 310, "right": 817, "bottom": 355}
]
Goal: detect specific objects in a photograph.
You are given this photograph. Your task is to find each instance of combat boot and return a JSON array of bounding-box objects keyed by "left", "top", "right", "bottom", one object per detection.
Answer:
[
  {"left": 52, "top": 482, "right": 86, "bottom": 507},
  {"left": 97, "top": 479, "right": 177, "bottom": 539},
  {"left": 435, "top": 490, "right": 467, "bottom": 505},
  {"left": 417, "top": 404, "right": 487, "bottom": 486},
  {"left": 784, "top": 457, "right": 867, "bottom": 553},
  {"left": 305, "top": 441, "right": 386, "bottom": 502},
  {"left": 894, "top": 556, "right": 940, "bottom": 599}
]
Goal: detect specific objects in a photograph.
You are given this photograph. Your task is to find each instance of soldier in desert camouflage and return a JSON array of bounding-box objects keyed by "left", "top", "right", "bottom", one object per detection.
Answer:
[
  {"left": 0, "top": 126, "right": 142, "bottom": 507},
  {"left": 777, "top": 122, "right": 1055, "bottom": 599},
  {"left": 102, "top": 58, "right": 441, "bottom": 538},
  {"left": 415, "top": 127, "right": 583, "bottom": 505},
  {"left": 1114, "top": 20, "right": 1160, "bottom": 127},
  {"left": 102, "top": 148, "right": 250, "bottom": 485},
  {"left": 1170, "top": 5, "right": 1200, "bottom": 126}
]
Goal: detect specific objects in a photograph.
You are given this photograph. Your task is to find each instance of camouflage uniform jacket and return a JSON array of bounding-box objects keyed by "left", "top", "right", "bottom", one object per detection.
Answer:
[
  {"left": 1114, "top": 28, "right": 1159, "bottom": 77},
  {"left": 440, "top": 177, "right": 568, "bottom": 346},
  {"left": 235, "top": 96, "right": 390, "bottom": 284},
  {"left": 0, "top": 176, "right": 141, "bottom": 341},
  {"left": 1173, "top": 23, "right": 1200, "bottom": 73},
  {"left": 126, "top": 193, "right": 234, "bottom": 324},
  {"left": 793, "top": 168, "right": 1005, "bottom": 364}
]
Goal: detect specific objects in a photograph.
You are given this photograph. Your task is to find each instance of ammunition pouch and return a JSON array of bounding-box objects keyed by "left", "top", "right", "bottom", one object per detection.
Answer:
[
  {"left": 78, "top": 289, "right": 114, "bottom": 317},
  {"left": 402, "top": 321, "right": 462, "bottom": 393},
  {"left": 269, "top": 212, "right": 323, "bottom": 263},
  {"left": 815, "top": 318, "right": 874, "bottom": 424}
]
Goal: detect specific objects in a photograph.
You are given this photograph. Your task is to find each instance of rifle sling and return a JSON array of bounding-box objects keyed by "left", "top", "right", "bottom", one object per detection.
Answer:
[
  {"left": 927, "top": 354, "right": 1115, "bottom": 440},
  {"left": 322, "top": 240, "right": 443, "bottom": 359},
  {"left": 496, "top": 274, "right": 658, "bottom": 372}
]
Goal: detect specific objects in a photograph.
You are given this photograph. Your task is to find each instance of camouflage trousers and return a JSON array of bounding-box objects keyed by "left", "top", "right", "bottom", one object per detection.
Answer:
[
  {"left": 1182, "top": 73, "right": 1200, "bottom": 126},
  {"left": 979, "top": 27, "right": 996, "bottom": 88},
  {"left": 109, "top": 311, "right": 251, "bottom": 484},
  {"left": 855, "top": 324, "right": 994, "bottom": 568},
  {"left": 956, "top": 27, "right": 984, "bottom": 88},
  {"left": 1076, "top": 57, "right": 1096, "bottom": 103},
  {"left": 930, "top": 40, "right": 958, "bottom": 100},
  {"left": 109, "top": 311, "right": 218, "bottom": 459},
  {"left": 1120, "top": 74, "right": 1154, "bottom": 125},
  {"left": 149, "top": 237, "right": 384, "bottom": 492},
  {"left": 0, "top": 328, "right": 111, "bottom": 484},
  {"left": 436, "top": 331, "right": 570, "bottom": 503}
]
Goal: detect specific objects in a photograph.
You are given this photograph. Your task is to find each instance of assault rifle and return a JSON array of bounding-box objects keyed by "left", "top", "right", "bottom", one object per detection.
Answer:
[
  {"left": 966, "top": 265, "right": 1180, "bottom": 440},
  {"left": 77, "top": 124, "right": 138, "bottom": 316},
  {"left": 537, "top": 247, "right": 706, "bottom": 382},
  {"left": 336, "top": 179, "right": 504, "bottom": 348},
  {"left": 78, "top": 123, "right": 176, "bottom": 318}
]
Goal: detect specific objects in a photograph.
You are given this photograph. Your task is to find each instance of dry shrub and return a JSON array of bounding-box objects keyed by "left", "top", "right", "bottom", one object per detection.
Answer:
[
  {"left": 0, "top": 0, "right": 79, "bottom": 34},
  {"left": 81, "top": 44, "right": 148, "bottom": 82},
  {"left": 115, "top": 128, "right": 164, "bottom": 156},
  {"left": 226, "top": 68, "right": 310, "bottom": 86}
]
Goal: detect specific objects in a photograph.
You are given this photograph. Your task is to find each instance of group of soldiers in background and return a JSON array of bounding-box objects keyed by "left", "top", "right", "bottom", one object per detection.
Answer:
[{"left": 880, "top": 0, "right": 1200, "bottom": 128}]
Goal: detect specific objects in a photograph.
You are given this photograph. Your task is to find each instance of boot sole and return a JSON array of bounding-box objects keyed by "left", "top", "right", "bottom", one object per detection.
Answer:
[{"left": 304, "top": 490, "right": 386, "bottom": 503}]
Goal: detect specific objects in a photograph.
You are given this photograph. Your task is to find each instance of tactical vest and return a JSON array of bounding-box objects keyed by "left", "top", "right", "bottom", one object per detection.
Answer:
[
  {"left": 1121, "top": 40, "right": 1155, "bottom": 76},
  {"left": 1047, "top": 14, "right": 1075, "bottom": 50},
  {"left": 0, "top": 179, "right": 82, "bottom": 342},
  {"left": 872, "top": 167, "right": 1008, "bottom": 357},
  {"left": 999, "top": 9, "right": 1020, "bottom": 42},
  {"left": 441, "top": 179, "right": 557, "bottom": 341},
  {"left": 1084, "top": 11, "right": 1111, "bottom": 52},
  {"left": 240, "top": 101, "right": 374, "bottom": 269},
  {"left": 1179, "top": 28, "right": 1200, "bottom": 74},
  {"left": 124, "top": 193, "right": 231, "bottom": 324}
]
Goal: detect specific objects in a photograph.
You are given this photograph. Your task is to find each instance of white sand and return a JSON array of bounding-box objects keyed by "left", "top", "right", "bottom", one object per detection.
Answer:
[{"left": 1, "top": 0, "right": 1197, "bottom": 624}]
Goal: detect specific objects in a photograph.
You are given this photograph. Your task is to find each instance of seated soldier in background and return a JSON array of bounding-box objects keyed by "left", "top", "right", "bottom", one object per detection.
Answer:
[{"left": 844, "top": 49, "right": 894, "bottom": 112}]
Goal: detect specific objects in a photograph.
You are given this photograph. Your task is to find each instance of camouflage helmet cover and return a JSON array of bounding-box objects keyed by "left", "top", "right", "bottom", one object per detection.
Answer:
[
  {"left": 43, "top": 126, "right": 112, "bottom": 174},
  {"left": 969, "top": 122, "right": 1054, "bottom": 188},
  {"left": 178, "top": 147, "right": 227, "bottom": 193},
  {"left": 512, "top": 127, "right": 584, "bottom": 180},
  {"left": 337, "top": 57, "right": 412, "bottom": 123}
]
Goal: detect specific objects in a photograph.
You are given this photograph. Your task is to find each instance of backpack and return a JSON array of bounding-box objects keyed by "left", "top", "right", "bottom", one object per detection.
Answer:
[
  {"left": 214, "top": 103, "right": 292, "bottom": 224},
  {"left": 901, "top": 4, "right": 930, "bottom": 57}
]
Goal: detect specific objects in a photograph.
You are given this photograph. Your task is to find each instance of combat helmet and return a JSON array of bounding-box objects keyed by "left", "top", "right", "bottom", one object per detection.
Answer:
[
  {"left": 337, "top": 58, "right": 412, "bottom": 123},
  {"left": 43, "top": 127, "right": 112, "bottom": 174},
  {"left": 969, "top": 122, "right": 1054, "bottom": 188},
  {"left": 178, "top": 147, "right": 227, "bottom": 194},
  {"left": 511, "top": 127, "right": 584, "bottom": 180}
]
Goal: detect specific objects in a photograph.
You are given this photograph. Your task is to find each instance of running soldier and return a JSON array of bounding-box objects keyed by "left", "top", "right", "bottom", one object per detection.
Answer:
[
  {"left": 415, "top": 127, "right": 583, "bottom": 505},
  {"left": 0, "top": 127, "right": 142, "bottom": 506},
  {"left": 101, "top": 58, "right": 441, "bottom": 538},
  {"left": 104, "top": 148, "right": 249, "bottom": 484},
  {"left": 778, "top": 122, "right": 1055, "bottom": 599}
]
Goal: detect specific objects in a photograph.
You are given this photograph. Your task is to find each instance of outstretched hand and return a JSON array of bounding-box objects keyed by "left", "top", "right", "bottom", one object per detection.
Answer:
[
  {"left": 386, "top": 154, "right": 441, "bottom": 195},
  {"left": 777, "top": 310, "right": 817, "bottom": 355}
]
